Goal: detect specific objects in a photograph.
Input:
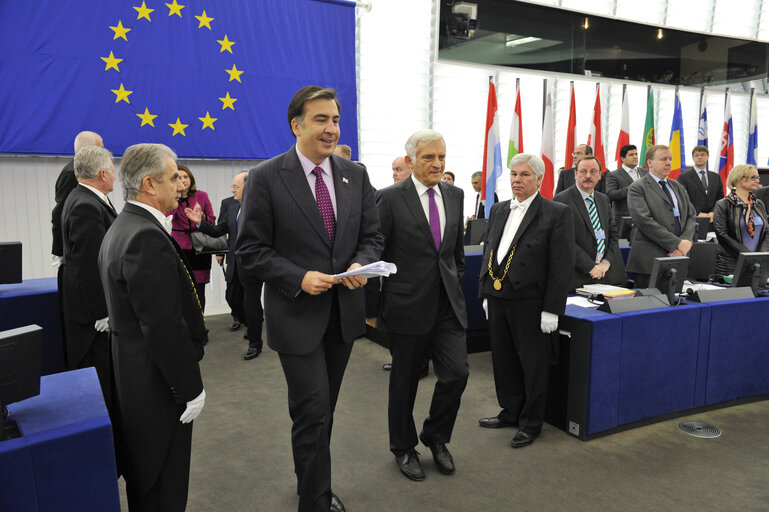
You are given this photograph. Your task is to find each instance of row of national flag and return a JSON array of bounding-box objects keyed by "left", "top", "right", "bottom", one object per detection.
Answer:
[{"left": 481, "top": 79, "right": 761, "bottom": 202}]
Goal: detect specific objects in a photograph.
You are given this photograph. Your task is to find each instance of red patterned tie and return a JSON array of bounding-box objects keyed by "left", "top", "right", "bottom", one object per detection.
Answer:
[{"left": 313, "top": 167, "right": 336, "bottom": 245}]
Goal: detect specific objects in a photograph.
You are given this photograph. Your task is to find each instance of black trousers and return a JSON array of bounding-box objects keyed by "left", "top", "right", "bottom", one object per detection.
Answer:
[
  {"left": 77, "top": 330, "right": 113, "bottom": 413},
  {"left": 243, "top": 281, "right": 264, "bottom": 350},
  {"left": 277, "top": 296, "right": 351, "bottom": 512},
  {"left": 388, "top": 290, "right": 468, "bottom": 454},
  {"left": 487, "top": 297, "right": 552, "bottom": 435}
]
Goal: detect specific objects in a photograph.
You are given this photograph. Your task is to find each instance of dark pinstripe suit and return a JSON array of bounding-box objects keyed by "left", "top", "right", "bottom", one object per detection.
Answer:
[{"left": 236, "top": 146, "right": 382, "bottom": 511}]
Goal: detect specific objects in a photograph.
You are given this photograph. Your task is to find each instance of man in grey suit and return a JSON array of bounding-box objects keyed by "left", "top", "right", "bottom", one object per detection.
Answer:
[
  {"left": 606, "top": 144, "right": 649, "bottom": 222},
  {"left": 555, "top": 144, "right": 607, "bottom": 195},
  {"left": 235, "top": 86, "right": 383, "bottom": 512},
  {"left": 375, "top": 130, "right": 469, "bottom": 482},
  {"left": 626, "top": 145, "right": 697, "bottom": 288},
  {"left": 676, "top": 145, "right": 724, "bottom": 230},
  {"left": 554, "top": 156, "right": 625, "bottom": 290}
]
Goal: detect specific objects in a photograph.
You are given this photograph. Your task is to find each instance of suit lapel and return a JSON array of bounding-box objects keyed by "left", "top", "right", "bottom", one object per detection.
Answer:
[
  {"left": 618, "top": 168, "right": 633, "bottom": 187},
  {"left": 487, "top": 201, "right": 510, "bottom": 250},
  {"left": 511, "top": 194, "right": 542, "bottom": 247},
  {"left": 569, "top": 187, "right": 594, "bottom": 235},
  {"left": 331, "top": 156, "right": 350, "bottom": 250},
  {"left": 437, "top": 182, "right": 457, "bottom": 255},
  {"left": 400, "top": 179, "right": 437, "bottom": 252},
  {"left": 278, "top": 148, "right": 332, "bottom": 249}
]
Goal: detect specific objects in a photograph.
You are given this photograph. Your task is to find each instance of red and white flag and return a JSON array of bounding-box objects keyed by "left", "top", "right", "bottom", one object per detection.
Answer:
[
  {"left": 615, "top": 88, "right": 630, "bottom": 169},
  {"left": 587, "top": 85, "right": 606, "bottom": 170},
  {"left": 564, "top": 82, "right": 576, "bottom": 169},
  {"left": 507, "top": 80, "right": 523, "bottom": 167},
  {"left": 540, "top": 88, "right": 555, "bottom": 199}
]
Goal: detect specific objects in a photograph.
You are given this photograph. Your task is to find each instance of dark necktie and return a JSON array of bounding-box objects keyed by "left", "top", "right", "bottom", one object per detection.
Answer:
[
  {"left": 699, "top": 170, "right": 708, "bottom": 189},
  {"left": 427, "top": 188, "right": 441, "bottom": 251},
  {"left": 659, "top": 180, "right": 681, "bottom": 236},
  {"left": 586, "top": 195, "right": 605, "bottom": 254},
  {"left": 312, "top": 167, "right": 336, "bottom": 245}
]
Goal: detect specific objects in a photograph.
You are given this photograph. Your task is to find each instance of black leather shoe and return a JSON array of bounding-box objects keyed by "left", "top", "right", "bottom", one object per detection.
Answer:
[
  {"left": 478, "top": 416, "right": 518, "bottom": 429},
  {"left": 244, "top": 347, "right": 261, "bottom": 360},
  {"left": 395, "top": 450, "right": 425, "bottom": 481},
  {"left": 382, "top": 363, "right": 392, "bottom": 371},
  {"left": 510, "top": 430, "right": 537, "bottom": 449},
  {"left": 229, "top": 320, "right": 241, "bottom": 331},
  {"left": 330, "top": 493, "right": 345, "bottom": 512},
  {"left": 419, "top": 433, "right": 455, "bottom": 475}
]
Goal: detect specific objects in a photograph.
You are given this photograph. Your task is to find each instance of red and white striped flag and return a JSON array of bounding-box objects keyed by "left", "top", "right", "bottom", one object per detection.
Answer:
[
  {"left": 587, "top": 85, "right": 606, "bottom": 170},
  {"left": 540, "top": 88, "right": 555, "bottom": 199},
  {"left": 564, "top": 82, "right": 577, "bottom": 169},
  {"left": 615, "top": 88, "right": 630, "bottom": 169},
  {"left": 507, "top": 80, "right": 523, "bottom": 167}
]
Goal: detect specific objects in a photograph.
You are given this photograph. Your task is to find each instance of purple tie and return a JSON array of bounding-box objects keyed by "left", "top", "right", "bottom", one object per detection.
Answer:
[
  {"left": 427, "top": 188, "right": 441, "bottom": 251},
  {"left": 313, "top": 167, "right": 336, "bottom": 245}
]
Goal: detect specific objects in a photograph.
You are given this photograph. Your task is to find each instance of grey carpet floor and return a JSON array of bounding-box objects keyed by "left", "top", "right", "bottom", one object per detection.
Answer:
[{"left": 118, "top": 314, "right": 769, "bottom": 511}]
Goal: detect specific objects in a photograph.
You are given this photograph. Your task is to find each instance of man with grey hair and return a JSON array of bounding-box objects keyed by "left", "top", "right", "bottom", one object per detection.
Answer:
[
  {"left": 60, "top": 145, "right": 117, "bottom": 410},
  {"left": 51, "top": 130, "right": 104, "bottom": 267},
  {"left": 99, "top": 143, "right": 207, "bottom": 512},
  {"left": 375, "top": 129, "right": 468, "bottom": 481},
  {"left": 478, "top": 153, "right": 574, "bottom": 449}
]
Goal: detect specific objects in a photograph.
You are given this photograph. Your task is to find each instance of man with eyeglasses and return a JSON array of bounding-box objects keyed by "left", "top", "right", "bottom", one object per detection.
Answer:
[
  {"left": 626, "top": 145, "right": 697, "bottom": 288},
  {"left": 477, "top": 153, "right": 574, "bottom": 448},
  {"left": 676, "top": 145, "right": 724, "bottom": 230},
  {"left": 554, "top": 156, "right": 625, "bottom": 290},
  {"left": 555, "top": 144, "right": 607, "bottom": 195}
]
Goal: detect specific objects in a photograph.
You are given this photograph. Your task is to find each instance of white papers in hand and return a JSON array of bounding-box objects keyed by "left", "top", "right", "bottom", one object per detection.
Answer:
[{"left": 333, "top": 261, "right": 397, "bottom": 280}]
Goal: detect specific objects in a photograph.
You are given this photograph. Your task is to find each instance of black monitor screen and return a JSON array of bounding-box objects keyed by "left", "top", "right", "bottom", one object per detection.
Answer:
[
  {"left": 732, "top": 251, "right": 769, "bottom": 296},
  {"left": 0, "top": 325, "right": 43, "bottom": 410},
  {"left": 693, "top": 217, "right": 711, "bottom": 241},
  {"left": 649, "top": 256, "right": 689, "bottom": 304}
]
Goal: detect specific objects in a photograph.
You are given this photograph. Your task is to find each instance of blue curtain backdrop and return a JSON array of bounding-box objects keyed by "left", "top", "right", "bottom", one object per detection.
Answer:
[{"left": 0, "top": 0, "right": 357, "bottom": 159}]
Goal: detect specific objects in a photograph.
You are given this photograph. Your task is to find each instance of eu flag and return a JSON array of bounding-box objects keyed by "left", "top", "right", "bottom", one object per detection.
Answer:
[{"left": 0, "top": 0, "right": 357, "bottom": 159}]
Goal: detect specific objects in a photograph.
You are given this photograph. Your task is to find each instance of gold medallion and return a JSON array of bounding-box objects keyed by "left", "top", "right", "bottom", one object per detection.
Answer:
[{"left": 493, "top": 279, "right": 502, "bottom": 291}]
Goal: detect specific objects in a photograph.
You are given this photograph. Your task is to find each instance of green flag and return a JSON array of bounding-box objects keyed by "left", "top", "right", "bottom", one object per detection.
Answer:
[{"left": 640, "top": 90, "right": 655, "bottom": 167}]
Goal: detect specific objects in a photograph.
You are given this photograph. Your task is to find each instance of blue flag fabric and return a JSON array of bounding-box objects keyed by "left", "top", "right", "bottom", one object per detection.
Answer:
[{"left": 0, "top": 0, "right": 357, "bottom": 159}]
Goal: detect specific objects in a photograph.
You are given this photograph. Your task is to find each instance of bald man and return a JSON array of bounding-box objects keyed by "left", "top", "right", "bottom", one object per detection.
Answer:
[{"left": 392, "top": 156, "right": 412, "bottom": 183}]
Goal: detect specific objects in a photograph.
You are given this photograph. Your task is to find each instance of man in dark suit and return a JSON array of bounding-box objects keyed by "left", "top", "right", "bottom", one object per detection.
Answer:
[
  {"left": 555, "top": 144, "right": 606, "bottom": 195},
  {"left": 478, "top": 153, "right": 575, "bottom": 448},
  {"left": 554, "top": 156, "right": 625, "bottom": 290},
  {"left": 60, "top": 145, "right": 117, "bottom": 409},
  {"left": 375, "top": 130, "right": 468, "bottom": 482},
  {"left": 626, "top": 145, "right": 697, "bottom": 288},
  {"left": 606, "top": 144, "right": 648, "bottom": 222},
  {"left": 99, "top": 143, "right": 207, "bottom": 512},
  {"left": 217, "top": 194, "right": 241, "bottom": 330},
  {"left": 186, "top": 172, "right": 263, "bottom": 360},
  {"left": 676, "top": 145, "right": 724, "bottom": 230},
  {"left": 754, "top": 184, "right": 769, "bottom": 205},
  {"left": 235, "top": 86, "right": 383, "bottom": 512},
  {"left": 469, "top": 171, "right": 498, "bottom": 219}
]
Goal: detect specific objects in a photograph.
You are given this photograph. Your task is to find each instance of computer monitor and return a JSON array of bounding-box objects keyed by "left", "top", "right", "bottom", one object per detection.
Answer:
[
  {"left": 0, "top": 325, "right": 43, "bottom": 441},
  {"left": 618, "top": 217, "right": 634, "bottom": 243},
  {"left": 732, "top": 251, "right": 769, "bottom": 297},
  {"left": 464, "top": 218, "right": 488, "bottom": 245},
  {"left": 693, "top": 217, "right": 711, "bottom": 241},
  {"left": 649, "top": 256, "right": 689, "bottom": 306}
]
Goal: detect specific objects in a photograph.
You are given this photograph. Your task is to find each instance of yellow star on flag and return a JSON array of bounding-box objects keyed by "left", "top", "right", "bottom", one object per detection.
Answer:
[
  {"left": 219, "top": 92, "right": 237, "bottom": 110},
  {"left": 169, "top": 118, "right": 189, "bottom": 136},
  {"left": 133, "top": 2, "right": 155, "bottom": 21},
  {"left": 136, "top": 108, "right": 158, "bottom": 127},
  {"left": 225, "top": 64, "right": 244, "bottom": 83},
  {"left": 195, "top": 10, "right": 214, "bottom": 29},
  {"left": 109, "top": 21, "right": 132, "bottom": 41},
  {"left": 199, "top": 112, "right": 218, "bottom": 130},
  {"left": 111, "top": 84, "right": 133, "bottom": 104},
  {"left": 165, "top": 0, "right": 185, "bottom": 17},
  {"left": 217, "top": 35, "right": 235, "bottom": 54},
  {"left": 101, "top": 51, "right": 123, "bottom": 72}
]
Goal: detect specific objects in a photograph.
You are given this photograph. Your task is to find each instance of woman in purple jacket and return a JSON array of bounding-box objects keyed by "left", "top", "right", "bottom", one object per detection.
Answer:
[{"left": 167, "top": 164, "right": 215, "bottom": 311}]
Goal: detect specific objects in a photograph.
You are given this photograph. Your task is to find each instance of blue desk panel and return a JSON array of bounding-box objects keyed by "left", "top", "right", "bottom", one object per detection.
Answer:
[
  {"left": 0, "top": 277, "right": 65, "bottom": 375},
  {"left": 0, "top": 368, "right": 120, "bottom": 512},
  {"left": 463, "top": 250, "right": 487, "bottom": 331}
]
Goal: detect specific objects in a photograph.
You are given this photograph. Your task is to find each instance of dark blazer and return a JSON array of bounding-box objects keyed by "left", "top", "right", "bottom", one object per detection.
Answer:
[
  {"left": 555, "top": 167, "right": 607, "bottom": 196},
  {"left": 753, "top": 186, "right": 769, "bottom": 206},
  {"left": 479, "top": 194, "right": 575, "bottom": 315},
  {"left": 474, "top": 192, "right": 499, "bottom": 219},
  {"left": 605, "top": 167, "right": 649, "bottom": 220},
  {"left": 626, "top": 174, "right": 697, "bottom": 275},
  {"left": 713, "top": 194, "right": 769, "bottom": 275},
  {"left": 60, "top": 185, "right": 117, "bottom": 367},
  {"left": 553, "top": 186, "right": 626, "bottom": 290},
  {"left": 99, "top": 202, "right": 206, "bottom": 494},
  {"left": 235, "top": 147, "right": 383, "bottom": 356},
  {"left": 677, "top": 167, "right": 724, "bottom": 214},
  {"left": 51, "top": 159, "right": 77, "bottom": 256},
  {"left": 375, "top": 179, "right": 467, "bottom": 334},
  {"left": 217, "top": 196, "right": 238, "bottom": 262},
  {"left": 199, "top": 202, "right": 240, "bottom": 283}
]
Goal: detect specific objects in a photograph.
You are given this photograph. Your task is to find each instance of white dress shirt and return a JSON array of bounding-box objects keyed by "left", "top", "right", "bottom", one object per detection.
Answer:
[
  {"left": 496, "top": 192, "right": 538, "bottom": 265},
  {"left": 411, "top": 175, "right": 445, "bottom": 242},
  {"left": 622, "top": 165, "right": 639, "bottom": 181}
]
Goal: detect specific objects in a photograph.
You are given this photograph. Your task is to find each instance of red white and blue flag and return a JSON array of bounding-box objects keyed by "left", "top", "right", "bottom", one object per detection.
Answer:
[
  {"left": 718, "top": 91, "right": 734, "bottom": 192},
  {"left": 482, "top": 78, "right": 503, "bottom": 211}
]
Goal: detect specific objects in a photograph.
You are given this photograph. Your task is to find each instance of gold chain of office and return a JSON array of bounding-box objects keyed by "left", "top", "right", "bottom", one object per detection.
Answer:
[{"left": 488, "top": 244, "right": 516, "bottom": 291}]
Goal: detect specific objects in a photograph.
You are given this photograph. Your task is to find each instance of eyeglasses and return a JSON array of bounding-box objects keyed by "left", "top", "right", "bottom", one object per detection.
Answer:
[{"left": 746, "top": 176, "right": 761, "bottom": 181}]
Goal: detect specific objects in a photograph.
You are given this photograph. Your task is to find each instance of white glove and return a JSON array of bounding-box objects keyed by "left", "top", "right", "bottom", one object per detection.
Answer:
[
  {"left": 94, "top": 317, "right": 110, "bottom": 332},
  {"left": 51, "top": 255, "right": 63, "bottom": 270},
  {"left": 180, "top": 389, "right": 206, "bottom": 424},
  {"left": 540, "top": 311, "right": 559, "bottom": 334},
  {"left": 482, "top": 299, "right": 488, "bottom": 320}
]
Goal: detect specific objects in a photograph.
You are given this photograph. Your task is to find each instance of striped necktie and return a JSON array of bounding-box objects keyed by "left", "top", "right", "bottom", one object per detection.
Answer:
[{"left": 586, "top": 195, "right": 605, "bottom": 254}]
